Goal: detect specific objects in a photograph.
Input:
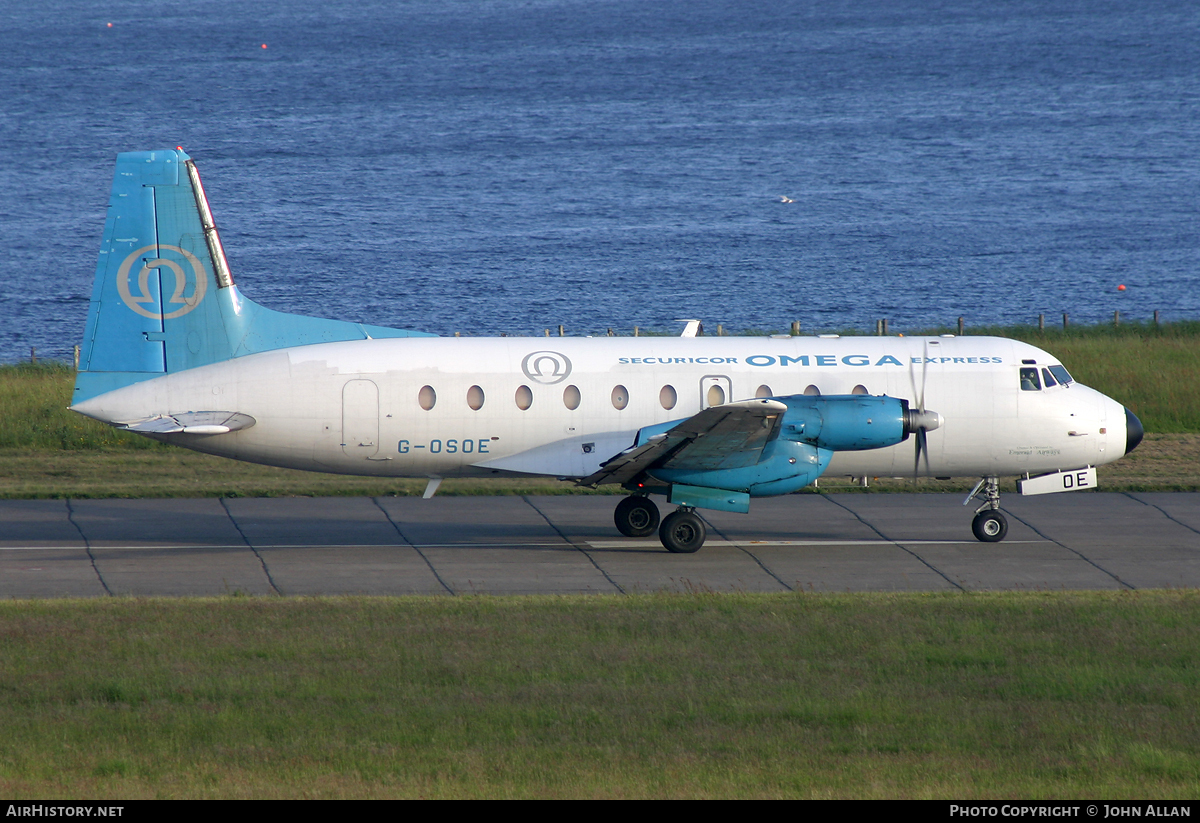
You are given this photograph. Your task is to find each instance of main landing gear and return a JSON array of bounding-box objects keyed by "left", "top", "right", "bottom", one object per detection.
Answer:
[
  {"left": 613, "top": 495, "right": 707, "bottom": 553},
  {"left": 615, "top": 477, "right": 1012, "bottom": 552},
  {"left": 659, "top": 508, "right": 706, "bottom": 554},
  {"left": 965, "top": 476, "right": 1008, "bottom": 542},
  {"left": 613, "top": 495, "right": 660, "bottom": 537}
]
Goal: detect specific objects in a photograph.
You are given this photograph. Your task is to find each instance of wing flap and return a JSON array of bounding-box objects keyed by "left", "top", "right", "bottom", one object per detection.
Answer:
[{"left": 580, "top": 398, "right": 785, "bottom": 487}]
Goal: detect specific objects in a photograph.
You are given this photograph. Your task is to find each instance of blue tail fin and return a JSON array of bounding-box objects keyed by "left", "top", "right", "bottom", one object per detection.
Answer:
[{"left": 75, "top": 148, "right": 432, "bottom": 403}]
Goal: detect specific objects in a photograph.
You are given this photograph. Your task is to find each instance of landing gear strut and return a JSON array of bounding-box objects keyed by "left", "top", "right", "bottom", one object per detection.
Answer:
[
  {"left": 965, "top": 476, "right": 1008, "bottom": 542},
  {"left": 614, "top": 495, "right": 660, "bottom": 537}
]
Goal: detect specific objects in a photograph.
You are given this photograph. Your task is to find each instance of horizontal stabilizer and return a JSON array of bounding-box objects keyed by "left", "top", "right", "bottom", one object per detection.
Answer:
[{"left": 121, "top": 411, "right": 256, "bottom": 435}]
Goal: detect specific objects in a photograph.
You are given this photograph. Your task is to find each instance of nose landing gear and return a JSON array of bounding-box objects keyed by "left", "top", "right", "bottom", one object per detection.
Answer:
[
  {"left": 965, "top": 476, "right": 1008, "bottom": 542},
  {"left": 972, "top": 509, "right": 1008, "bottom": 542}
]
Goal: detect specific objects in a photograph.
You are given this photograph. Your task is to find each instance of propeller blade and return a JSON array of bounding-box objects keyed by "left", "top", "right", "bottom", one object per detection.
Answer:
[
  {"left": 917, "top": 428, "right": 930, "bottom": 477},
  {"left": 913, "top": 430, "right": 921, "bottom": 481},
  {"left": 908, "top": 340, "right": 935, "bottom": 482},
  {"left": 919, "top": 340, "right": 928, "bottom": 413},
  {"left": 909, "top": 341, "right": 922, "bottom": 481}
]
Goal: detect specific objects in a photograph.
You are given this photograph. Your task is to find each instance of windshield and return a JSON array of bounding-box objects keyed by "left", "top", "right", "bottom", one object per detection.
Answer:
[{"left": 1048, "top": 365, "right": 1073, "bottom": 385}]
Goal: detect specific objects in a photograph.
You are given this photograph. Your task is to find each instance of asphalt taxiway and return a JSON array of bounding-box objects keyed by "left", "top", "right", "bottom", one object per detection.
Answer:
[{"left": 1, "top": 493, "right": 1198, "bottom": 597}]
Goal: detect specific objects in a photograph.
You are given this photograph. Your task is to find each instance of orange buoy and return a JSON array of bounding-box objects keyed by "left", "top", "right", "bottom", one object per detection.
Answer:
[{"left": 1117, "top": 284, "right": 1126, "bottom": 291}]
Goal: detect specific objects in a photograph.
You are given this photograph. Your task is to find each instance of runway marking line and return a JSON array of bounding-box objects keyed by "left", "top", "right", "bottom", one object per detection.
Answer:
[
  {"left": 0, "top": 542, "right": 572, "bottom": 551},
  {"left": 0, "top": 539, "right": 1048, "bottom": 552},
  {"left": 586, "top": 539, "right": 1048, "bottom": 549}
]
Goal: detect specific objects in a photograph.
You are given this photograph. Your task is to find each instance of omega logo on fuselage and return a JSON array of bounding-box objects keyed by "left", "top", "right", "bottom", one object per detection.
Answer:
[{"left": 522, "top": 350, "right": 572, "bottom": 384}]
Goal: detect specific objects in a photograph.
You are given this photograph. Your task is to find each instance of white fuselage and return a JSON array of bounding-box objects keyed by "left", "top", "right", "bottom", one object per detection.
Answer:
[{"left": 73, "top": 334, "right": 1128, "bottom": 482}]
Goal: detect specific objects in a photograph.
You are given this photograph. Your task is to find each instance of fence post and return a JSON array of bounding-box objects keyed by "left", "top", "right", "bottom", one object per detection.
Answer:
[
  {"left": 633, "top": 326, "right": 639, "bottom": 338},
  {"left": 957, "top": 317, "right": 964, "bottom": 336},
  {"left": 791, "top": 320, "right": 800, "bottom": 336},
  {"left": 1114, "top": 310, "right": 1120, "bottom": 327},
  {"left": 1062, "top": 312, "right": 1069, "bottom": 330},
  {"left": 1038, "top": 314, "right": 1045, "bottom": 332}
]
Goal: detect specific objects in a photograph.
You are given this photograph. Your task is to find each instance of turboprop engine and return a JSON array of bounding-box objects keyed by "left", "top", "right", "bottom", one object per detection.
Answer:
[{"left": 645, "top": 394, "right": 942, "bottom": 499}]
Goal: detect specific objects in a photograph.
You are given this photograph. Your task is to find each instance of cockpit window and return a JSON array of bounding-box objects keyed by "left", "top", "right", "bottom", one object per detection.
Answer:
[
  {"left": 1020, "top": 367, "right": 1041, "bottom": 391},
  {"left": 1048, "top": 365, "right": 1073, "bottom": 385},
  {"left": 1041, "top": 368, "right": 1057, "bottom": 387}
]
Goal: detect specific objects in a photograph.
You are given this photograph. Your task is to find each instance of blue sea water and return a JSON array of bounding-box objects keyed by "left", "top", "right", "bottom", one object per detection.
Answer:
[{"left": 1, "top": 0, "right": 1198, "bottom": 363}]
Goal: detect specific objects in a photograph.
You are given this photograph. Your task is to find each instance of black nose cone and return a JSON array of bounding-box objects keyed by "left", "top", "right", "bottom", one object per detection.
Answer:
[{"left": 1125, "top": 407, "right": 1144, "bottom": 455}]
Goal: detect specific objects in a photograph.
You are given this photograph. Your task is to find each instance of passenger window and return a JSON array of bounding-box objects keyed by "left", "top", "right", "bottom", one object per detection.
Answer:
[
  {"left": 659, "top": 385, "right": 677, "bottom": 410},
  {"left": 563, "top": 385, "right": 581, "bottom": 410},
  {"left": 706, "top": 384, "right": 725, "bottom": 407},
  {"left": 1020, "top": 368, "right": 1041, "bottom": 391},
  {"left": 755, "top": 385, "right": 772, "bottom": 398},
  {"left": 804, "top": 385, "right": 821, "bottom": 396},
  {"left": 851, "top": 384, "right": 868, "bottom": 396},
  {"left": 418, "top": 385, "right": 436, "bottom": 411},
  {"left": 611, "top": 385, "right": 629, "bottom": 410},
  {"left": 515, "top": 385, "right": 533, "bottom": 410},
  {"left": 1041, "top": 368, "right": 1057, "bottom": 388},
  {"left": 467, "top": 385, "right": 485, "bottom": 410}
]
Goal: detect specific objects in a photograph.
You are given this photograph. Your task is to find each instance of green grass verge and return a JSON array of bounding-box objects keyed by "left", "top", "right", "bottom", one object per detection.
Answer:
[
  {"left": 0, "top": 362, "right": 161, "bottom": 451},
  {"left": 1, "top": 591, "right": 1198, "bottom": 799}
]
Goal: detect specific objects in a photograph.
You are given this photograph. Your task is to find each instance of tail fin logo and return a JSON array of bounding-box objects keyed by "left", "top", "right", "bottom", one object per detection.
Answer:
[{"left": 116, "top": 245, "right": 208, "bottom": 320}]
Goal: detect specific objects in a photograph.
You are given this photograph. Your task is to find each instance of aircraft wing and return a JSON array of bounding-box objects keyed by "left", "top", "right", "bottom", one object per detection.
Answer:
[{"left": 580, "top": 398, "right": 786, "bottom": 487}]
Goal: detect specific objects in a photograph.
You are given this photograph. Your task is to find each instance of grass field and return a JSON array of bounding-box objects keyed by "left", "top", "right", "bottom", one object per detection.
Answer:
[
  {"left": 2, "top": 321, "right": 1198, "bottom": 497},
  {"left": 1, "top": 591, "right": 1197, "bottom": 799}
]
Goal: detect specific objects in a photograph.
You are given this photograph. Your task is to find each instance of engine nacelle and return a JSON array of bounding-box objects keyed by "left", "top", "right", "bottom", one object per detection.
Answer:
[
  {"left": 776, "top": 395, "right": 913, "bottom": 451},
  {"left": 638, "top": 394, "right": 936, "bottom": 510},
  {"left": 649, "top": 438, "right": 833, "bottom": 497}
]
